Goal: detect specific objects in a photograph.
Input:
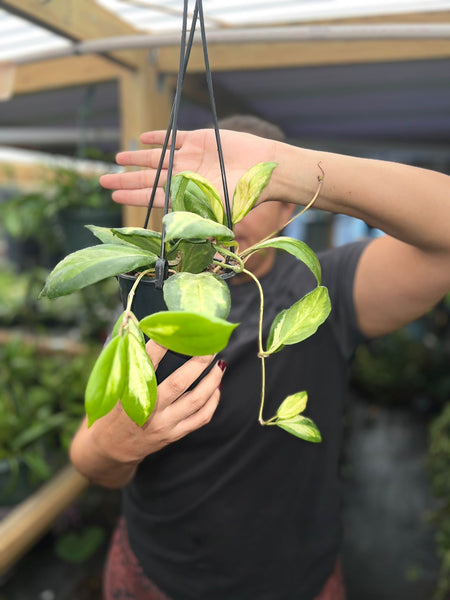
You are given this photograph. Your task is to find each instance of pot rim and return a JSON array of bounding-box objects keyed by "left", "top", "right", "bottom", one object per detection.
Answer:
[{"left": 118, "top": 268, "right": 235, "bottom": 283}]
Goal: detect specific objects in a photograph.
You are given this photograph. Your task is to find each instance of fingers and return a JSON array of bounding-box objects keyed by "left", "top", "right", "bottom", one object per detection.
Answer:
[
  {"left": 171, "top": 387, "right": 221, "bottom": 440},
  {"left": 100, "top": 170, "right": 163, "bottom": 191},
  {"left": 162, "top": 361, "right": 225, "bottom": 440},
  {"left": 170, "top": 360, "right": 225, "bottom": 419},
  {"left": 111, "top": 188, "right": 166, "bottom": 207},
  {"left": 145, "top": 340, "right": 168, "bottom": 371},
  {"left": 140, "top": 130, "right": 185, "bottom": 148},
  {"left": 115, "top": 149, "right": 171, "bottom": 169},
  {"left": 157, "top": 354, "right": 217, "bottom": 409}
]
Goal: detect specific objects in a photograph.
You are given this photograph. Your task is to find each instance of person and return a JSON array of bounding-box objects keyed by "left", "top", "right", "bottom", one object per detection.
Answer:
[{"left": 70, "top": 115, "right": 450, "bottom": 600}]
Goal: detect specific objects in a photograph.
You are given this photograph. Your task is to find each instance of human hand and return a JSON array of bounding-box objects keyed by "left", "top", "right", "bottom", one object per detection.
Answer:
[
  {"left": 85, "top": 340, "right": 225, "bottom": 467},
  {"left": 99, "top": 128, "right": 277, "bottom": 208}
]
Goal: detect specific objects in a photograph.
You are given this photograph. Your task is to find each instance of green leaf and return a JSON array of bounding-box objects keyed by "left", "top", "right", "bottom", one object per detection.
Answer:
[
  {"left": 40, "top": 244, "right": 158, "bottom": 299},
  {"left": 139, "top": 311, "right": 239, "bottom": 355},
  {"left": 111, "top": 311, "right": 126, "bottom": 338},
  {"left": 177, "top": 240, "right": 216, "bottom": 273},
  {"left": 120, "top": 333, "right": 157, "bottom": 426},
  {"left": 276, "top": 415, "right": 322, "bottom": 442},
  {"left": 85, "top": 225, "right": 133, "bottom": 246},
  {"left": 276, "top": 391, "right": 308, "bottom": 420},
  {"left": 266, "top": 286, "right": 331, "bottom": 354},
  {"left": 171, "top": 171, "right": 225, "bottom": 224},
  {"left": 245, "top": 237, "right": 321, "bottom": 285},
  {"left": 163, "top": 211, "right": 234, "bottom": 243},
  {"left": 232, "top": 162, "right": 277, "bottom": 224},
  {"left": 171, "top": 175, "right": 218, "bottom": 222},
  {"left": 127, "top": 313, "right": 146, "bottom": 345},
  {"left": 111, "top": 227, "right": 162, "bottom": 255},
  {"left": 85, "top": 335, "right": 126, "bottom": 426},
  {"left": 163, "top": 272, "right": 231, "bottom": 319},
  {"left": 54, "top": 526, "right": 105, "bottom": 564},
  {"left": 21, "top": 451, "right": 52, "bottom": 481},
  {"left": 11, "top": 413, "right": 67, "bottom": 451}
]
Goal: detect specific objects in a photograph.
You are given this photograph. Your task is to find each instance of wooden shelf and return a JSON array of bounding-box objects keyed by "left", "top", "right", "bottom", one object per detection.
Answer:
[{"left": 0, "top": 328, "right": 90, "bottom": 356}]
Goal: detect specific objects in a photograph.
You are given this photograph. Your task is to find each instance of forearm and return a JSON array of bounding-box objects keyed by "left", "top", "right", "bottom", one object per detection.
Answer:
[
  {"left": 70, "top": 418, "right": 139, "bottom": 489},
  {"left": 272, "top": 142, "right": 450, "bottom": 253}
]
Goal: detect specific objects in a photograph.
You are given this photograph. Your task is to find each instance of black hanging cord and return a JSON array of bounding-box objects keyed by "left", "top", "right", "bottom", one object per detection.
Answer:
[
  {"left": 152, "top": 0, "right": 191, "bottom": 288},
  {"left": 146, "top": 0, "right": 233, "bottom": 287},
  {"left": 143, "top": 2, "right": 199, "bottom": 231},
  {"left": 197, "top": 0, "right": 232, "bottom": 230}
]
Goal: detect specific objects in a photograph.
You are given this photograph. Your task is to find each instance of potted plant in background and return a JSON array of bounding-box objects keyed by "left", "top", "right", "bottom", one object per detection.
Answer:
[
  {"left": 40, "top": 163, "right": 330, "bottom": 442},
  {"left": 0, "top": 165, "right": 122, "bottom": 271},
  {"left": 0, "top": 337, "right": 96, "bottom": 506},
  {"left": 53, "top": 168, "right": 122, "bottom": 254},
  {"left": 0, "top": 265, "right": 120, "bottom": 342}
]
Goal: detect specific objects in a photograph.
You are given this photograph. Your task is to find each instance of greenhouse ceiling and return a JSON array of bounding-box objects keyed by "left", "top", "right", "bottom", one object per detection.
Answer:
[{"left": 0, "top": 0, "right": 450, "bottom": 162}]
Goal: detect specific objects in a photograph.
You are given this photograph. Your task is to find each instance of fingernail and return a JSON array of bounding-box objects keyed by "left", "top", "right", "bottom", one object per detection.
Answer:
[{"left": 217, "top": 359, "right": 227, "bottom": 372}]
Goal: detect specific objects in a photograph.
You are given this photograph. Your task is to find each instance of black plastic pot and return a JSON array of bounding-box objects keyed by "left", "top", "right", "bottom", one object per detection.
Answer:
[
  {"left": 118, "top": 272, "right": 167, "bottom": 320},
  {"left": 59, "top": 207, "right": 122, "bottom": 254},
  {"left": 118, "top": 269, "right": 234, "bottom": 384},
  {"left": 118, "top": 273, "right": 202, "bottom": 383}
]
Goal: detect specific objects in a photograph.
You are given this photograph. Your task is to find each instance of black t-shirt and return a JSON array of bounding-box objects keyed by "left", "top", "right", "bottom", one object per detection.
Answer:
[{"left": 122, "top": 240, "right": 369, "bottom": 600}]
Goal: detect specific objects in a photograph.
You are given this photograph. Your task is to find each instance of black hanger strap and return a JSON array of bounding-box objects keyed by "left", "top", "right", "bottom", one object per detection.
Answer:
[{"left": 145, "top": 0, "right": 233, "bottom": 287}]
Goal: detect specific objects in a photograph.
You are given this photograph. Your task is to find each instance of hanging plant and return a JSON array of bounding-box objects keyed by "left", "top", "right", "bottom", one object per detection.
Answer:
[
  {"left": 40, "top": 165, "right": 330, "bottom": 442},
  {"left": 40, "top": 0, "right": 330, "bottom": 443}
]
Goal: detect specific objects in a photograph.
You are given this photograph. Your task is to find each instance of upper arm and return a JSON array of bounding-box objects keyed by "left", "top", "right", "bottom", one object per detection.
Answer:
[{"left": 353, "top": 235, "right": 450, "bottom": 338}]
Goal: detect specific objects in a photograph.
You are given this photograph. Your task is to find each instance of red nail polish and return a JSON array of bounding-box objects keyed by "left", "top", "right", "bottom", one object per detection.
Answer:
[{"left": 218, "top": 359, "right": 227, "bottom": 372}]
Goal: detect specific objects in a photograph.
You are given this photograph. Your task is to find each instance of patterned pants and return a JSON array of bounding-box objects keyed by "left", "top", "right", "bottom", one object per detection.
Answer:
[{"left": 103, "top": 518, "right": 346, "bottom": 600}]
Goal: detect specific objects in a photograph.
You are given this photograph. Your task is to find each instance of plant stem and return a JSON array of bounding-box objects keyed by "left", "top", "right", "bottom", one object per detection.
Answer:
[
  {"left": 240, "top": 164, "right": 324, "bottom": 260},
  {"left": 212, "top": 245, "right": 245, "bottom": 273},
  {"left": 119, "top": 269, "right": 154, "bottom": 336},
  {"left": 242, "top": 267, "right": 268, "bottom": 425},
  {"left": 125, "top": 269, "right": 155, "bottom": 314}
]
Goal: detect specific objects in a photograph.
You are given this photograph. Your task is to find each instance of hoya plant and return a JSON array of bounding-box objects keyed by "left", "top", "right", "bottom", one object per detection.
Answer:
[{"left": 40, "top": 162, "right": 331, "bottom": 442}]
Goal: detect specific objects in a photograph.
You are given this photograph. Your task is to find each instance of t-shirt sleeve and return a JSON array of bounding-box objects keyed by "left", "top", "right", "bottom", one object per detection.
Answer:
[{"left": 319, "top": 239, "right": 372, "bottom": 360}]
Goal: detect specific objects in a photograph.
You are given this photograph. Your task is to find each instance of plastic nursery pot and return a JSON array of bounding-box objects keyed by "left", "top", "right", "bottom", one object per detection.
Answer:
[
  {"left": 60, "top": 207, "right": 122, "bottom": 254},
  {"left": 118, "top": 270, "right": 234, "bottom": 385},
  {"left": 117, "top": 273, "right": 202, "bottom": 384}
]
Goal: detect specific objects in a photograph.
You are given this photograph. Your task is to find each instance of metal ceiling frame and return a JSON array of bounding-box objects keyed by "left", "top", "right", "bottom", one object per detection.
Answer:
[{"left": 10, "top": 23, "right": 450, "bottom": 66}]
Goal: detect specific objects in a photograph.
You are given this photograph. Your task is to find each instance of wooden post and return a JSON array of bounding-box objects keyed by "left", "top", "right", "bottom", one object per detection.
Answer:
[{"left": 119, "top": 56, "right": 172, "bottom": 230}]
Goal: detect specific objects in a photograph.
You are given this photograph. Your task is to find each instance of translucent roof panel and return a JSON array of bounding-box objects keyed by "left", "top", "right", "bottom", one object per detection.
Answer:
[
  {"left": 0, "top": 8, "right": 70, "bottom": 62},
  {"left": 97, "top": 0, "right": 450, "bottom": 32},
  {"left": 1, "top": 1, "right": 449, "bottom": 62}
]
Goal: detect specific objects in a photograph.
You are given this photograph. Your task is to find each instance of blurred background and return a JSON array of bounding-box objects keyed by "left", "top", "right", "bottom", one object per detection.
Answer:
[{"left": 0, "top": 1, "right": 449, "bottom": 599}]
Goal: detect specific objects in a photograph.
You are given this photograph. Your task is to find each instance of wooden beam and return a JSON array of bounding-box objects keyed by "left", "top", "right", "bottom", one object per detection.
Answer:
[
  {"left": 156, "top": 38, "right": 450, "bottom": 73},
  {"left": 155, "top": 11, "right": 450, "bottom": 72},
  {"left": 2, "top": 0, "right": 141, "bottom": 70},
  {"left": 119, "top": 63, "right": 172, "bottom": 229},
  {"left": 14, "top": 55, "right": 123, "bottom": 95},
  {"left": 0, "top": 465, "right": 88, "bottom": 576}
]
